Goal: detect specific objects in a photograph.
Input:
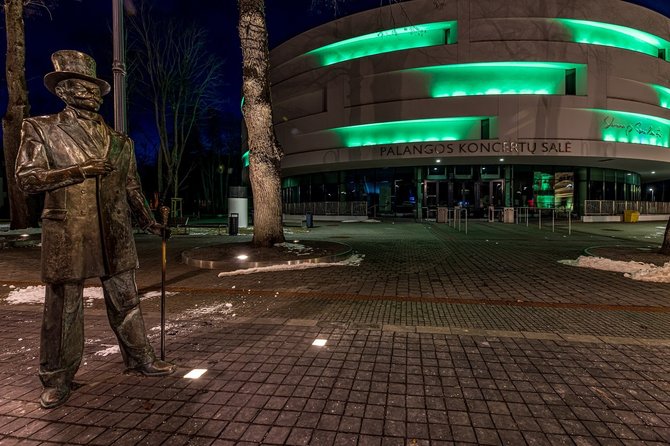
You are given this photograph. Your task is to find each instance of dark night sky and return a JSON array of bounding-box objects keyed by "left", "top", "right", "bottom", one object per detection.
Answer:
[
  {"left": 2, "top": 0, "right": 669, "bottom": 157},
  {"left": 13, "top": 0, "right": 409, "bottom": 118}
]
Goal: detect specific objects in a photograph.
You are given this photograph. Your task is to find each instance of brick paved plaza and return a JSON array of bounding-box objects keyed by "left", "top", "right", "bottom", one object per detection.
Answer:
[{"left": 1, "top": 220, "right": 670, "bottom": 445}]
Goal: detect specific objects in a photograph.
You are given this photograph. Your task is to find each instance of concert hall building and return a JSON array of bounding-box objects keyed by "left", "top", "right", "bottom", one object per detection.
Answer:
[{"left": 269, "top": 0, "right": 670, "bottom": 217}]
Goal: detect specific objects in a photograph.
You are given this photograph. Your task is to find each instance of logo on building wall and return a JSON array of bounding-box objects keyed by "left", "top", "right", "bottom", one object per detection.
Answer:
[{"left": 602, "top": 116, "right": 664, "bottom": 139}]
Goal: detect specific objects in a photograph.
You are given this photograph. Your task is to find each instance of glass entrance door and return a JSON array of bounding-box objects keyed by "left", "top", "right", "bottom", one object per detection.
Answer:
[
  {"left": 490, "top": 180, "right": 504, "bottom": 206},
  {"left": 424, "top": 180, "right": 437, "bottom": 218},
  {"left": 423, "top": 180, "right": 450, "bottom": 218}
]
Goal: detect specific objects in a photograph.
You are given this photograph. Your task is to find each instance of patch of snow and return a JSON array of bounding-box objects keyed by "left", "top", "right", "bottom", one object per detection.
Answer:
[
  {"left": 339, "top": 253, "right": 365, "bottom": 266},
  {"left": 83, "top": 288, "right": 105, "bottom": 306},
  {"left": 274, "top": 242, "right": 315, "bottom": 256},
  {"left": 140, "top": 290, "right": 177, "bottom": 299},
  {"left": 185, "top": 302, "right": 234, "bottom": 317},
  {"left": 7, "top": 286, "right": 162, "bottom": 306},
  {"left": 150, "top": 323, "right": 179, "bottom": 332},
  {"left": 7, "top": 286, "right": 45, "bottom": 304},
  {"left": 94, "top": 345, "right": 120, "bottom": 356},
  {"left": 559, "top": 256, "right": 670, "bottom": 283},
  {"left": 0, "top": 227, "right": 41, "bottom": 235},
  {"left": 217, "top": 253, "right": 365, "bottom": 277}
]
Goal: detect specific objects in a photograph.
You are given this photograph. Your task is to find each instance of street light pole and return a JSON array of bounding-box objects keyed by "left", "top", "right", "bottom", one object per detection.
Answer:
[{"left": 112, "top": 0, "right": 127, "bottom": 134}]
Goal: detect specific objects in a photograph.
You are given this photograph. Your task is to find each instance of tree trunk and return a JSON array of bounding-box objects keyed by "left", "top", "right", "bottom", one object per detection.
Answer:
[
  {"left": 661, "top": 218, "right": 670, "bottom": 255},
  {"left": 2, "top": 0, "right": 32, "bottom": 229},
  {"left": 238, "top": 0, "right": 285, "bottom": 247}
]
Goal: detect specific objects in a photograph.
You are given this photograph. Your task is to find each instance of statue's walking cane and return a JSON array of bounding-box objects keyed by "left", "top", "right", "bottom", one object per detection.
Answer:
[{"left": 159, "top": 206, "right": 170, "bottom": 361}]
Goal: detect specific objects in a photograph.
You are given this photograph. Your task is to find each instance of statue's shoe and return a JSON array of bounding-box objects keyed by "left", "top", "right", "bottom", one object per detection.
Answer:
[
  {"left": 133, "top": 359, "right": 176, "bottom": 377},
  {"left": 40, "top": 386, "right": 70, "bottom": 409}
]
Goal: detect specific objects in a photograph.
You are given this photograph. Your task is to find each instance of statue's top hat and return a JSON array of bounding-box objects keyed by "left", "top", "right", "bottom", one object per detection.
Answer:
[{"left": 43, "top": 50, "right": 111, "bottom": 96}]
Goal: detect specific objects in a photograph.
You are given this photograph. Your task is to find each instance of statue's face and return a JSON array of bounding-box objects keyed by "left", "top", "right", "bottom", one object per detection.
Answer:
[{"left": 55, "top": 79, "right": 102, "bottom": 112}]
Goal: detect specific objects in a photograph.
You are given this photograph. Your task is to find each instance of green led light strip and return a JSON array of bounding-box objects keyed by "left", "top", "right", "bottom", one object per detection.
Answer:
[
  {"left": 332, "top": 116, "right": 492, "bottom": 148},
  {"left": 412, "top": 62, "right": 584, "bottom": 97},
  {"left": 307, "top": 21, "right": 457, "bottom": 67},
  {"left": 590, "top": 109, "right": 669, "bottom": 148},
  {"left": 556, "top": 19, "right": 670, "bottom": 61},
  {"left": 651, "top": 84, "right": 670, "bottom": 109},
  {"left": 242, "top": 150, "right": 249, "bottom": 167}
]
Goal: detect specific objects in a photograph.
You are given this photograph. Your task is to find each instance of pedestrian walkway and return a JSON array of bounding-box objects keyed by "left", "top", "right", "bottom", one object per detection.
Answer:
[{"left": 1, "top": 220, "right": 669, "bottom": 445}]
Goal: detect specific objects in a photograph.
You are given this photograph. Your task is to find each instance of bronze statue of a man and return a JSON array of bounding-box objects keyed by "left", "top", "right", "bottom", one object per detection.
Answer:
[{"left": 15, "top": 50, "right": 175, "bottom": 409}]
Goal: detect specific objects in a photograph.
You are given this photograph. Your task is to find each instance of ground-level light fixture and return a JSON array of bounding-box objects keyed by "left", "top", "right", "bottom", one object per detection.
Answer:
[
  {"left": 236, "top": 254, "right": 249, "bottom": 260},
  {"left": 184, "top": 369, "right": 207, "bottom": 379},
  {"left": 312, "top": 339, "right": 327, "bottom": 346}
]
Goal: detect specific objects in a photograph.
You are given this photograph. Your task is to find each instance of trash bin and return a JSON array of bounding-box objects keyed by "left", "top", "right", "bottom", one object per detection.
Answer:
[
  {"left": 228, "top": 213, "right": 239, "bottom": 235},
  {"left": 437, "top": 207, "right": 448, "bottom": 223},
  {"left": 503, "top": 207, "right": 515, "bottom": 223},
  {"left": 623, "top": 210, "right": 640, "bottom": 223},
  {"left": 228, "top": 187, "right": 248, "bottom": 228},
  {"left": 305, "top": 211, "right": 314, "bottom": 228}
]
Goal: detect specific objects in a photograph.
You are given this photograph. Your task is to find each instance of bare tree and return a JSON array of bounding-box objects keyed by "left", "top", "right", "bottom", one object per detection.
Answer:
[
  {"left": 2, "top": 0, "right": 34, "bottom": 229},
  {"left": 127, "top": 3, "right": 223, "bottom": 204},
  {"left": 198, "top": 109, "right": 238, "bottom": 215},
  {"left": 3, "top": 0, "right": 58, "bottom": 229},
  {"left": 239, "top": 0, "right": 284, "bottom": 247}
]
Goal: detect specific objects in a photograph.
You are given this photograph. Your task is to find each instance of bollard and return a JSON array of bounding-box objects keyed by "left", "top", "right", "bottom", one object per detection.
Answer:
[{"left": 228, "top": 213, "right": 239, "bottom": 236}]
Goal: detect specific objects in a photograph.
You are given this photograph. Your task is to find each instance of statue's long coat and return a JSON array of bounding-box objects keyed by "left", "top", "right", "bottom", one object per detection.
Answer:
[{"left": 15, "top": 108, "right": 154, "bottom": 282}]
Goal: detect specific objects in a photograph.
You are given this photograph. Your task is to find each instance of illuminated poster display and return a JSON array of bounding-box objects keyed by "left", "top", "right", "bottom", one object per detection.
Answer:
[
  {"left": 554, "top": 172, "right": 574, "bottom": 209},
  {"left": 532, "top": 172, "right": 574, "bottom": 209}
]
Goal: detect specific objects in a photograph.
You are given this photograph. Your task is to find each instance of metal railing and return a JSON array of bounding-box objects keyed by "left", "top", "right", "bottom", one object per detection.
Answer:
[
  {"left": 283, "top": 201, "right": 368, "bottom": 216},
  {"left": 434, "top": 206, "right": 573, "bottom": 234},
  {"left": 516, "top": 207, "right": 572, "bottom": 234},
  {"left": 445, "top": 207, "right": 468, "bottom": 234},
  {"left": 584, "top": 200, "right": 670, "bottom": 215}
]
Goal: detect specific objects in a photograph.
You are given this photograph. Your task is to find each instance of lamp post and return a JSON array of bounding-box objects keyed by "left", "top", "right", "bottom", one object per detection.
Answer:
[{"left": 112, "top": 0, "right": 127, "bottom": 133}]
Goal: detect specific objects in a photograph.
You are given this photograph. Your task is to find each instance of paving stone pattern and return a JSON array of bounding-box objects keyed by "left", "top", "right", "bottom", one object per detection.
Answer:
[{"left": 1, "top": 220, "right": 670, "bottom": 445}]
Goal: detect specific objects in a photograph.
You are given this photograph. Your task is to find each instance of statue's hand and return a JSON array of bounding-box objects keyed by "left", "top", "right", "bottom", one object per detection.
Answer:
[
  {"left": 147, "top": 222, "right": 171, "bottom": 239},
  {"left": 81, "top": 158, "right": 114, "bottom": 177}
]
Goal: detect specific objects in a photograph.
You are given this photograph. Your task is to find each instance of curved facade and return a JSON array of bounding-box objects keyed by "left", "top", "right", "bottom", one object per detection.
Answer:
[{"left": 269, "top": 0, "right": 670, "bottom": 216}]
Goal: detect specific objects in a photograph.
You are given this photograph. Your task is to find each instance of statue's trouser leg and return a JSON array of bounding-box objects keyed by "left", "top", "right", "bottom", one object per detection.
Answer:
[
  {"left": 101, "top": 270, "right": 156, "bottom": 369},
  {"left": 39, "top": 282, "right": 84, "bottom": 390}
]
